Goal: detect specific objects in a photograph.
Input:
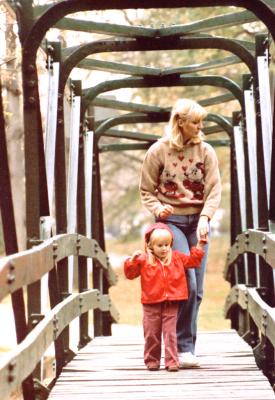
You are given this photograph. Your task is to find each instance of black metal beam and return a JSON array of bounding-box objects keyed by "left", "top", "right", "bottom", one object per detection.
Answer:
[
  {"left": 78, "top": 55, "right": 244, "bottom": 76},
  {"left": 83, "top": 74, "right": 244, "bottom": 110},
  {"left": 33, "top": 6, "right": 259, "bottom": 37},
  {"left": 62, "top": 36, "right": 255, "bottom": 80},
  {"left": 23, "top": 1, "right": 275, "bottom": 57},
  {"left": 94, "top": 110, "right": 233, "bottom": 138}
]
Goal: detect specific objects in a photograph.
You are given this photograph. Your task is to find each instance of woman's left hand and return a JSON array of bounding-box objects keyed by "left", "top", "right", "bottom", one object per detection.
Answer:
[{"left": 197, "top": 215, "right": 209, "bottom": 241}]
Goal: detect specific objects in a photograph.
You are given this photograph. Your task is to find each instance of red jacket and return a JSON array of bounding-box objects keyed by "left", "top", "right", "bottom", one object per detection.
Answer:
[{"left": 124, "top": 247, "right": 204, "bottom": 304}]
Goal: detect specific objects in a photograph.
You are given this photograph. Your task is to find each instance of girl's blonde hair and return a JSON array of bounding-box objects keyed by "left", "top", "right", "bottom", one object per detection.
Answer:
[
  {"left": 168, "top": 98, "right": 207, "bottom": 150},
  {"left": 146, "top": 228, "right": 173, "bottom": 265}
]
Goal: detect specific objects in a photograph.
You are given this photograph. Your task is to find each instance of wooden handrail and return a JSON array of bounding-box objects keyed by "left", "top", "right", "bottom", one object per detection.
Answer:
[
  {"left": 0, "top": 232, "right": 119, "bottom": 399},
  {"left": 224, "top": 229, "right": 275, "bottom": 280},
  {"left": 0, "top": 233, "right": 117, "bottom": 301},
  {"left": 224, "top": 284, "right": 275, "bottom": 346},
  {"left": 0, "top": 289, "right": 118, "bottom": 400}
]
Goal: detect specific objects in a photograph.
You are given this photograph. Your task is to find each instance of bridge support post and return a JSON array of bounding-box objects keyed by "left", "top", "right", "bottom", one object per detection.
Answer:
[{"left": 77, "top": 121, "right": 92, "bottom": 348}]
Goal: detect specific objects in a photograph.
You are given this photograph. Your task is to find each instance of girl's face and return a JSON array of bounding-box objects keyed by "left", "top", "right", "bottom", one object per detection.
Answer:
[
  {"left": 149, "top": 231, "right": 172, "bottom": 261},
  {"left": 179, "top": 116, "right": 203, "bottom": 142}
]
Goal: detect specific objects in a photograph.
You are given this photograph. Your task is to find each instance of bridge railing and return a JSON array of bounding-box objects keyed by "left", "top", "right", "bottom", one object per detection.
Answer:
[
  {"left": 0, "top": 233, "right": 119, "bottom": 400},
  {"left": 224, "top": 228, "right": 275, "bottom": 388}
]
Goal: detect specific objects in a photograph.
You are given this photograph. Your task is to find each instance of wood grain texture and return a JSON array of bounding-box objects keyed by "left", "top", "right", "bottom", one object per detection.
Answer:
[{"left": 48, "top": 328, "right": 275, "bottom": 399}]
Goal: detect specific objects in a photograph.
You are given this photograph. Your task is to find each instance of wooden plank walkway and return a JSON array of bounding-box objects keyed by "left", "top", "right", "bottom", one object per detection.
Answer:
[{"left": 48, "top": 327, "right": 275, "bottom": 400}]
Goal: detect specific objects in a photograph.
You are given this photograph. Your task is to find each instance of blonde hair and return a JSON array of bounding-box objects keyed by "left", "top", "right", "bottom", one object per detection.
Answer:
[
  {"left": 168, "top": 99, "right": 207, "bottom": 150},
  {"left": 146, "top": 228, "right": 173, "bottom": 265}
]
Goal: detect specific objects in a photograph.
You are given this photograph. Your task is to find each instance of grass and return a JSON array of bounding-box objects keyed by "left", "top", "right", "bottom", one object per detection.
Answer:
[{"left": 108, "top": 234, "right": 231, "bottom": 331}]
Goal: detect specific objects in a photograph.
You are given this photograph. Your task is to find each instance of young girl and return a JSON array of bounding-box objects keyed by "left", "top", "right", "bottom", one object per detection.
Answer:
[
  {"left": 139, "top": 99, "right": 221, "bottom": 367},
  {"left": 124, "top": 222, "right": 206, "bottom": 372}
]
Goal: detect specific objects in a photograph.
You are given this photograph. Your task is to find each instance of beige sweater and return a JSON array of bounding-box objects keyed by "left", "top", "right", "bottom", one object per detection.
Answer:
[{"left": 139, "top": 137, "right": 221, "bottom": 219}]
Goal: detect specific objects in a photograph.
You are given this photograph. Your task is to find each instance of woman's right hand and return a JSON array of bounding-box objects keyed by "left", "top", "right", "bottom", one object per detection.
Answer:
[{"left": 158, "top": 204, "right": 174, "bottom": 218}]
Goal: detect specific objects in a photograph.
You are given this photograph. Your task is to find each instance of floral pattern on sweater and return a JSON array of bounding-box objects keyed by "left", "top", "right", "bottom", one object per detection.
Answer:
[{"left": 139, "top": 137, "right": 221, "bottom": 219}]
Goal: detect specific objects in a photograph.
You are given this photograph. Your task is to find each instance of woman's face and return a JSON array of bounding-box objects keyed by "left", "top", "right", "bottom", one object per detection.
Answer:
[{"left": 179, "top": 116, "right": 203, "bottom": 142}]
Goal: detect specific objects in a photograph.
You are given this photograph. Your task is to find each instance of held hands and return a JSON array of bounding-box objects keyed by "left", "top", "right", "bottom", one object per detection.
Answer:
[
  {"left": 196, "top": 235, "right": 208, "bottom": 250},
  {"left": 196, "top": 215, "right": 209, "bottom": 248},
  {"left": 158, "top": 204, "right": 174, "bottom": 219}
]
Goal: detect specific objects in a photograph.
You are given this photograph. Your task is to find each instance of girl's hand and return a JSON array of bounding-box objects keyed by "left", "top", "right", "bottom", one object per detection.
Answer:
[
  {"left": 159, "top": 204, "right": 174, "bottom": 218},
  {"left": 130, "top": 250, "right": 143, "bottom": 261},
  {"left": 196, "top": 234, "right": 208, "bottom": 250},
  {"left": 197, "top": 215, "right": 209, "bottom": 241}
]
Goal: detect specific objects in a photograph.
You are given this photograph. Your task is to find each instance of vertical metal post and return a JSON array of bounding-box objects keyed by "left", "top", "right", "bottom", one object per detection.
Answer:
[
  {"left": 269, "top": 43, "right": 275, "bottom": 230},
  {"left": 233, "top": 120, "right": 248, "bottom": 285},
  {"left": 77, "top": 124, "right": 91, "bottom": 348},
  {"left": 84, "top": 129, "right": 94, "bottom": 306},
  {"left": 255, "top": 35, "right": 274, "bottom": 299},
  {"left": 22, "top": 47, "right": 49, "bottom": 384},
  {"left": 45, "top": 41, "right": 61, "bottom": 219},
  {"left": 92, "top": 133, "right": 112, "bottom": 336},
  {"left": 243, "top": 75, "right": 260, "bottom": 287},
  {"left": 15, "top": 0, "right": 34, "bottom": 44},
  {"left": 256, "top": 35, "right": 272, "bottom": 217},
  {"left": 40, "top": 216, "right": 65, "bottom": 375},
  {"left": 92, "top": 136, "right": 105, "bottom": 336},
  {"left": 67, "top": 80, "right": 81, "bottom": 292},
  {"left": 0, "top": 75, "right": 35, "bottom": 400},
  {"left": 243, "top": 75, "right": 259, "bottom": 229},
  {"left": 233, "top": 124, "right": 247, "bottom": 232},
  {"left": 84, "top": 130, "right": 94, "bottom": 240},
  {"left": 254, "top": 36, "right": 269, "bottom": 229},
  {"left": 39, "top": 217, "right": 50, "bottom": 380},
  {"left": 55, "top": 66, "right": 70, "bottom": 357}
]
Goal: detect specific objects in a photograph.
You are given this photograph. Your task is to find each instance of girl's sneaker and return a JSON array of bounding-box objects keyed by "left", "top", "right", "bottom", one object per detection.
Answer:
[
  {"left": 147, "top": 363, "right": 160, "bottom": 371},
  {"left": 166, "top": 365, "right": 179, "bottom": 372}
]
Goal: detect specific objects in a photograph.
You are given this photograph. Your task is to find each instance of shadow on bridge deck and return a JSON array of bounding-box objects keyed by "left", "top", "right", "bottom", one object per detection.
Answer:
[{"left": 48, "top": 326, "right": 274, "bottom": 400}]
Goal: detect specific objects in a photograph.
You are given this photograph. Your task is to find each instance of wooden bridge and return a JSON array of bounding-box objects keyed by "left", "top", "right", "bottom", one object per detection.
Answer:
[
  {"left": 0, "top": 1, "right": 275, "bottom": 399},
  {"left": 48, "top": 329, "right": 274, "bottom": 400}
]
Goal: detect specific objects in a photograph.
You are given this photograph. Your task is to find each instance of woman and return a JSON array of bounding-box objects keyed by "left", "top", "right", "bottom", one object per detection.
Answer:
[{"left": 139, "top": 98, "right": 221, "bottom": 368}]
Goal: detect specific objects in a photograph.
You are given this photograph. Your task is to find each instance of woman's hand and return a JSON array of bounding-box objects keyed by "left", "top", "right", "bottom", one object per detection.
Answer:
[
  {"left": 197, "top": 215, "right": 209, "bottom": 241},
  {"left": 158, "top": 204, "right": 174, "bottom": 218}
]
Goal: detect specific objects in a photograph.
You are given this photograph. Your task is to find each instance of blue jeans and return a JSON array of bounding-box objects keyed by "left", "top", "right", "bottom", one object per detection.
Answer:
[{"left": 156, "top": 214, "right": 209, "bottom": 354}]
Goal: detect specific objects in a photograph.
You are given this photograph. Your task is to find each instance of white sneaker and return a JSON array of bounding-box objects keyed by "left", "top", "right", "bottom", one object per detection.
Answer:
[{"left": 178, "top": 352, "right": 200, "bottom": 368}]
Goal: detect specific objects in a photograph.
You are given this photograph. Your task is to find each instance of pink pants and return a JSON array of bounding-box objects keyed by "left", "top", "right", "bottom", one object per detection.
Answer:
[{"left": 143, "top": 301, "right": 179, "bottom": 368}]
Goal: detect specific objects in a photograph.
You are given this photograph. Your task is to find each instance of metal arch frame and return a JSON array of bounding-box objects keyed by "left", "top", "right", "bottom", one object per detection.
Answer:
[
  {"left": 18, "top": 0, "right": 274, "bottom": 264},
  {"left": 55, "top": 30, "right": 247, "bottom": 237},
  {"left": 21, "top": 0, "right": 271, "bottom": 245},
  {"left": 90, "top": 97, "right": 232, "bottom": 144},
  {"left": 19, "top": 0, "right": 275, "bottom": 176},
  {"left": 20, "top": 1, "right": 275, "bottom": 55},
  {"left": 57, "top": 33, "right": 250, "bottom": 142},
  {"left": 93, "top": 93, "right": 236, "bottom": 111},
  {"left": 33, "top": 6, "right": 259, "bottom": 38},
  {"left": 4, "top": 2, "right": 275, "bottom": 396},
  {"left": 60, "top": 36, "right": 255, "bottom": 92},
  {"left": 94, "top": 111, "right": 233, "bottom": 139},
  {"left": 82, "top": 74, "right": 244, "bottom": 109},
  {"left": 50, "top": 31, "right": 243, "bottom": 278},
  {"left": 77, "top": 56, "right": 243, "bottom": 77},
  {"left": 94, "top": 92, "right": 234, "bottom": 109},
  {"left": 98, "top": 127, "right": 229, "bottom": 145},
  {"left": 92, "top": 96, "right": 233, "bottom": 126},
  {"left": 20, "top": 0, "right": 271, "bottom": 168},
  {"left": 53, "top": 30, "right": 259, "bottom": 241}
]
